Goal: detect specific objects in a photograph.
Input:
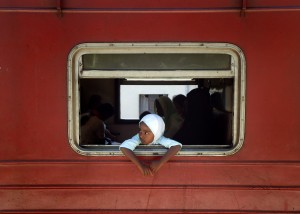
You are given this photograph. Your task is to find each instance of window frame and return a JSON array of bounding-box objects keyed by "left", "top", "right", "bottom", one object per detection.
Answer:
[{"left": 68, "top": 42, "right": 246, "bottom": 156}]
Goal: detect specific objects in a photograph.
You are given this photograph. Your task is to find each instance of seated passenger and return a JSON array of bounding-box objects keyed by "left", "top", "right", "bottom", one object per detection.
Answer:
[
  {"left": 80, "top": 94, "right": 102, "bottom": 126},
  {"left": 173, "top": 87, "right": 213, "bottom": 145},
  {"left": 119, "top": 114, "right": 182, "bottom": 176},
  {"left": 172, "top": 94, "right": 186, "bottom": 120},
  {"left": 99, "top": 103, "right": 120, "bottom": 145},
  {"left": 155, "top": 96, "right": 183, "bottom": 138},
  {"left": 211, "top": 92, "right": 232, "bottom": 145},
  {"left": 80, "top": 103, "right": 117, "bottom": 145}
]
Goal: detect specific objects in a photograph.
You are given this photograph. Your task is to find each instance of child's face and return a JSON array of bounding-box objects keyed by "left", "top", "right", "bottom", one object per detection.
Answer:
[{"left": 139, "top": 122, "right": 154, "bottom": 145}]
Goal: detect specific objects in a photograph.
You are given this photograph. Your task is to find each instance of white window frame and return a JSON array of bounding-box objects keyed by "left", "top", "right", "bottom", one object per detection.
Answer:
[{"left": 68, "top": 43, "right": 246, "bottom": 156}]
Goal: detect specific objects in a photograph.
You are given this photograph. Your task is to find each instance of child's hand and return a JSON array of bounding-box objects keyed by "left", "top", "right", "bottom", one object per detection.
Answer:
[
  {"left": 150, "top": 145, "right": 181, "bottom": 173},
  {"left": 138, "top": 163, "right": 153, "bottom": 176},
  {"left": 120, "top": 148, "right": 153, "bottom": 176},
  {"left": 150, "top": 160, "right": 163, "bottom": 173}
]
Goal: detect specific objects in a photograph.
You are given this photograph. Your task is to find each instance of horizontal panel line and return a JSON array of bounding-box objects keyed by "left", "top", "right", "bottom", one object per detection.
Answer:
[
  {"left": 1, "top": 184, "right": 300, "bottom": 191},
  {"left": 1, "top": 160, "right": 300, "bottom": 165},
  {"left": 1, "top": 8, "right": 300, "bottom": 14},
  {"left": 0, "top": 209, "right": 299, "bottom": 214}
]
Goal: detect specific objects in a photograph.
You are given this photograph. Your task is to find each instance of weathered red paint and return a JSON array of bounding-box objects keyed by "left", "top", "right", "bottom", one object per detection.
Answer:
[{"left": 0, "top": 0, "right": 300, "bottom": 213}]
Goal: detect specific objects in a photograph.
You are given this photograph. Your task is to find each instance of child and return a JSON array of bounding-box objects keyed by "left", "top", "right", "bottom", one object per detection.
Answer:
[{"left": 119, "top": 114, "right": 182, "bottom": 176}]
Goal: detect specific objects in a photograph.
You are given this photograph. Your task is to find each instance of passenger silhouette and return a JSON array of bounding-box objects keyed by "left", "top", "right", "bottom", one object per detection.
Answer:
[
  {"left": 80, "top": 103, "right": 117, "bottom": 145},
  {"left": 172, "top": 94, "right": 186, "bottom": 120},
  {"left": 173, "top": 87, "right": 213, "bottom": 145},
  {"left": 80, "top": 94, "right": 102, "bottom": 126},
  {"left": 211, "top": 92, "right": 232, "bottom": 145},
  {"left": 155, "top": 96, "right": 183, "bottom": 138}
]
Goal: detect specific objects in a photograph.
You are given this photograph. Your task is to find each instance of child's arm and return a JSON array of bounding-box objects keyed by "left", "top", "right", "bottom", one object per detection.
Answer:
[
  {"left": 150, "top": 145, "right": 181, "bottom": 173},
  {"left": 120, "top": 147, "right": 153, "bottom": 176}
]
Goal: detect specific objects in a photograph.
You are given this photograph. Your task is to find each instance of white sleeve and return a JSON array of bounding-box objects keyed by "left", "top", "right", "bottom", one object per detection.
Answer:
[
  {"left": 157, "top": 136, "right": 182, "bottom": 149},
  {"left": 119, "top": 134, "right": 141, "bottom": 151}
]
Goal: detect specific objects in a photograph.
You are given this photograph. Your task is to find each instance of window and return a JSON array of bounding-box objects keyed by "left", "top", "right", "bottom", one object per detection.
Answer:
[{"left": 68, "top": 43, "right": 246, "bottom": 156}]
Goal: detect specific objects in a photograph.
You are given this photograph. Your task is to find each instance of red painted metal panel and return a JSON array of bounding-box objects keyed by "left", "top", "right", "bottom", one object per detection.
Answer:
[
  {"left": 0, "top": 2, "right": 300, "bottom": 213},
  {"left": 1, "top": 188, "right": 300, "bottom": 211},
  {"left": 1, "top": 11, "right": 300, "bottom": 160},
  {"left": 0, "top": 0, "right": 55, "bottom": 8},
  {"left": 1, "top": 161, "right": 300, "bottom": 186}
]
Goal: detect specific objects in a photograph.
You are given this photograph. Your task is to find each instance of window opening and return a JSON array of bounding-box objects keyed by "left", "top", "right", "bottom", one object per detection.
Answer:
[{"left": 68, "top": 43, "right": 246, "bottom": 156}]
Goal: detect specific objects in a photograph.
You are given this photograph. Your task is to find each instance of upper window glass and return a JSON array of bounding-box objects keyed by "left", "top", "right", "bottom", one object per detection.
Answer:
[
  {"left": 82, "top": 54, "right": 231, "bottom": 70},
  {"left": 68, "top": 43, "right": 246, "bottom": 156}
]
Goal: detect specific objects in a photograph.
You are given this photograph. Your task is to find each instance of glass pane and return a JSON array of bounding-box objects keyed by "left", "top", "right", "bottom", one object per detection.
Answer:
[{"left": 83, "top": 54, "right": 231, "bottom": 70}]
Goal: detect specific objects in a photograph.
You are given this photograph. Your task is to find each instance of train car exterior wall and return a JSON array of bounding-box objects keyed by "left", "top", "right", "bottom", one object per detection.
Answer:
[{"left": 0, "top": 1, "right": 300, "bottom": 213}]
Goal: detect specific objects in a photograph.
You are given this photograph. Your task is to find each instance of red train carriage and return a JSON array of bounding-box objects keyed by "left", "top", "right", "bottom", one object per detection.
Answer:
[{"left": 0, "top": 0, "right": 300, "bottom": 213}]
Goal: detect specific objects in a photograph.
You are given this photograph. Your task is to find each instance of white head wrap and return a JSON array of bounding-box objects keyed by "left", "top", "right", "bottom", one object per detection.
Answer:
[{"left": 140, "top": 114, "right": 165, "bottom": 143}]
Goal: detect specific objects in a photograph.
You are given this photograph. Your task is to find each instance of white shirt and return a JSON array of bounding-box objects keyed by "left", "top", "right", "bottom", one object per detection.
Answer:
[{"left": 119, "top": 134, "right": 182, "bottom": 151}]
